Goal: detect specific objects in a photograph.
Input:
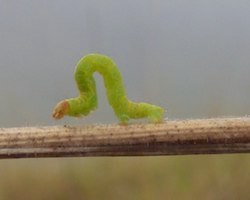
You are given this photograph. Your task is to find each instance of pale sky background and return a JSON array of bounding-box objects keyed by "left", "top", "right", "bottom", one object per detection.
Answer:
[{"left": 1, "top": 0, "right": 250, "bottom": 127}]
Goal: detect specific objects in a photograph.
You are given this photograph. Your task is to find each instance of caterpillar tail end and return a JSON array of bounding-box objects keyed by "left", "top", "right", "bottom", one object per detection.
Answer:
[
  {"left": 52, "top": 100, "right": 70, "bottom": 119},
  {"left": 148, "top": 107, "right": 165, "bottom": 123}
]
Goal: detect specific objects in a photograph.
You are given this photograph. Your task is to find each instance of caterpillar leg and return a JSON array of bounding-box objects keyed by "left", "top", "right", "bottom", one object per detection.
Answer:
[
  {"left": 118, "top": 114, "right": 130, "bottom": 125},
  {"left": 147, "top": 107, "right": 165, "bottom": 123}
]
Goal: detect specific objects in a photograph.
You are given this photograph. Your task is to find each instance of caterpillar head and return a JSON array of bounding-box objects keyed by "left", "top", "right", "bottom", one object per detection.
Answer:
[{"left": 52, "top": 100, "right": 70, "bottom": 119}]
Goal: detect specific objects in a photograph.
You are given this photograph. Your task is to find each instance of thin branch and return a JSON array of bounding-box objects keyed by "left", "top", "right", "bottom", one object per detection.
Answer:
[{"left": 0, "top": 117, "right": 250, "bottom": 159}]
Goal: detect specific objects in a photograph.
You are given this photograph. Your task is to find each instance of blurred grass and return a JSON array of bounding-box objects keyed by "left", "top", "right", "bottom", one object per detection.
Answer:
[{"left": 0, "top": 155, "right": 249, "bottom": 200}]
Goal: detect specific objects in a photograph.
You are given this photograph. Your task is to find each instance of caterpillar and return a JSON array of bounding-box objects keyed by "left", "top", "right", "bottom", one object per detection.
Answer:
[{"left": 52, "top": 53, "right": 164, "bottom": 124}]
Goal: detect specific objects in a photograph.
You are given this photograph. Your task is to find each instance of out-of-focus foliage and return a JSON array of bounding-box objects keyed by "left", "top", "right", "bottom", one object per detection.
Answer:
[{"left": 0, "top": 156, "right": 249, "bottom": 200}]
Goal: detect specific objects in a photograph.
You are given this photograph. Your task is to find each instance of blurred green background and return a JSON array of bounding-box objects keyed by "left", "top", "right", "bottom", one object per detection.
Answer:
[{"left": 0, "top": 1, "right": 250, "bottom": 199}]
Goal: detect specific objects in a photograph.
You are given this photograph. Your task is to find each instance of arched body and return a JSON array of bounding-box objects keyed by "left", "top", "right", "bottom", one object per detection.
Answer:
[{"left": 52, "top": 54, "right": 164, "bottom": 123}]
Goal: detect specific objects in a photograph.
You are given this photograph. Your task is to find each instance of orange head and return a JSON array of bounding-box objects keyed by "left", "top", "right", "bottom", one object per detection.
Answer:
[{"left": 52, "top": 100, "right": 70, "bottom": 119}]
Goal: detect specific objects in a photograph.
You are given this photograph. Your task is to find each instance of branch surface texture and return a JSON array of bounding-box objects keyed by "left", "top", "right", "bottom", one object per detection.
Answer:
[{"left": 0, "top": 118, "right": 250, "bottom": 159}]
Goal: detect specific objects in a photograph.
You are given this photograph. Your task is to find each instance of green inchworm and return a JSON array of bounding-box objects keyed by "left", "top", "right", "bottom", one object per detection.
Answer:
[{"left": 52, "top": 53, "right": 164, "bottom": 124}]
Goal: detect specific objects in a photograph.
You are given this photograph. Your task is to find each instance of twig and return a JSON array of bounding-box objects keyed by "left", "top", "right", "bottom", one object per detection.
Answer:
[{"left": 0, "top": 117, "right": 250, "bottom": 159}]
